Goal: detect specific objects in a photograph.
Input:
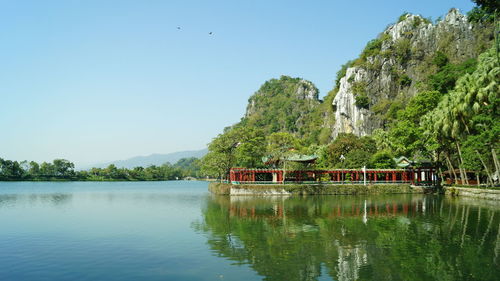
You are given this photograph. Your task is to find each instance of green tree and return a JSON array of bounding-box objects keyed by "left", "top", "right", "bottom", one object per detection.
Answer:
[
  {"left": 266, "top": 132, "right": 302, "bottom": 155},
  {"left": 0, "top": 158, "right": 25, "bottom": 180},
  {"left": 344, "top": 149, "right": 372, "bottom": 168},
  {"left": 372, "top": 129, "right": 393, "bottom": 151},
  {"left": 468, "top": 0, "right": 499, "bottom": 22},
  {"left": 370, "top": 151, "right": 396, "bottom": 168},
  {"left": 40, "top": 162, "right": 55, "bottom": 178},
  {"left": 202, "top": 127, "right": 266, "bottom": 179},
  {"left": 28, "top": 161, "right": 40, "bottom": 179},
  {"left": 324, "top": 134, "right": 376, "bottom": 168},
  {"left": 52, "top": 159, "right": 75, "bottom": 178},
  {"left": 234, "top": 128, "right": 266, "bottom": 168},
  {"left": 388, "top": 90, "right": 442, "bottom": 156}
]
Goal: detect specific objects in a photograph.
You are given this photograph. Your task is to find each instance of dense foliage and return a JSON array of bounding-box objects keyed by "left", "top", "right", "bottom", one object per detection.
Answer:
[
  {"left": 428, "top": 55, "right": 478, "bottom": 94},
  {"left": 467, "top": 0, "right": 499, "bottom": 22},
  {"left": 421, "top": 47, "right": 499, "bottom": 185},
  {"left": 375, "top": 47, "right": 499, "bottom": 186}
]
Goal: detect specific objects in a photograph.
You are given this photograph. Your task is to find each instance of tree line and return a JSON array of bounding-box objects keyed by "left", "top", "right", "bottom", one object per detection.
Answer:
[{"left": 0, "top": 157, "right": 202, "bottom": 181}]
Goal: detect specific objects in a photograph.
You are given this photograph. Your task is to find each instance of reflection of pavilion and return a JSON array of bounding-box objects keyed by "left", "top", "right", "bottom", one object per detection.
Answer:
[{"left": 226, "top": 198, "right": 433, "bottom": 220}]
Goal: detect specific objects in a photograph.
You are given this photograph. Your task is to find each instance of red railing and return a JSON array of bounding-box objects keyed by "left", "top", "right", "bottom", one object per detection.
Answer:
[{"left": 229, "top": 167, "right": 437, "bottom": 186}]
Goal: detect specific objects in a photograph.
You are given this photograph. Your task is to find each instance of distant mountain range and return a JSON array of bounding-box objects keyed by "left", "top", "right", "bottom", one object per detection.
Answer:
[{"left": 81, "top": 148, "right": 207, "bottom": 170}]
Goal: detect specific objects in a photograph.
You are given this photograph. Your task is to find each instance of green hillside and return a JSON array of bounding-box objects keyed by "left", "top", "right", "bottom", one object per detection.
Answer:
[{"left": 201, "top": 1, "right": 499, "bottom": 186}]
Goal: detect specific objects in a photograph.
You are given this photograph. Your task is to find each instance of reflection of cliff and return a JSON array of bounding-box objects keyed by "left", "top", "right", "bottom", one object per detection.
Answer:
[
  {"left": 335, "top": 242, "right": 368, "bottom": 281},
  {"left": 196, "top": 195, "right": 500, "bottom": 281}
]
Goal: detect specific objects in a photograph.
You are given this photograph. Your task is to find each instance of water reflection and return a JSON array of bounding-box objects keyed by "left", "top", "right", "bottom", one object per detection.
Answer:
[
  {"left": 0, "top": 194, "right": 18, "bottom": 208},
  {"left": 0, "top": 193, "right": 73, "bottom": 208},
  {"left": 196, "top": 195, "right": 500, "bottom": 281}
]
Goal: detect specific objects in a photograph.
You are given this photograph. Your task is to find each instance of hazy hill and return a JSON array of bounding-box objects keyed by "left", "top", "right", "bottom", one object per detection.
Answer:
[{"left": 82, "top": 148, "right": 207, "bottom": 169}]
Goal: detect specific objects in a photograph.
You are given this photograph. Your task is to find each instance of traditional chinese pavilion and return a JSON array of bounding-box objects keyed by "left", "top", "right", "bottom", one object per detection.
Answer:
[{"left": 229, "top": 167, "right": 437, "bottom": 186}]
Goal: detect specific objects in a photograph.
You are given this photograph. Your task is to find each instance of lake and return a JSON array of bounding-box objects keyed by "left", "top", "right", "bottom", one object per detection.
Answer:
[{"left": 0, "top": 181, "right": 498, "bottom": 281}]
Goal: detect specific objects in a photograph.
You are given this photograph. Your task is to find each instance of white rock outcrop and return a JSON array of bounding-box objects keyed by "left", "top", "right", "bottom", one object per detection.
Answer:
[
  {"left": 331, "top": 8, "right": 483, "bottom": 139},
  {"left": 332, "top": 67, "right": 370, "bottom": 137}
]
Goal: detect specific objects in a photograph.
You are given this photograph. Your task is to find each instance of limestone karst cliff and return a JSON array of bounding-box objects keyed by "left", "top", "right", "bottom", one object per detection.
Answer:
[{"left": 331, "top": 9, "right": 494, "bottom": 138}]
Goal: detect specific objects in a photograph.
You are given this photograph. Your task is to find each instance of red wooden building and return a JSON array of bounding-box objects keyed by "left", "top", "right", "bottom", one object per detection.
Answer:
[{"left": 229, "top": 167, "right": 437, "bottom": 186}]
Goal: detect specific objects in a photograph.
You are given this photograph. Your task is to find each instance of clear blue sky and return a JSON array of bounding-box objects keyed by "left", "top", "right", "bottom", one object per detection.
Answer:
[{"left": 0, "top": 0, "right": 475, "bottom": 166}]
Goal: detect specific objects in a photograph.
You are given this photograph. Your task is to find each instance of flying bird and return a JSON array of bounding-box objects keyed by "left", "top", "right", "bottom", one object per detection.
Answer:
[
  {"left": 208, "top": 32, "right": 213, "bottom": 35},
  {"left": 177, "top": 26, "right": 181, "bottom": 30}
]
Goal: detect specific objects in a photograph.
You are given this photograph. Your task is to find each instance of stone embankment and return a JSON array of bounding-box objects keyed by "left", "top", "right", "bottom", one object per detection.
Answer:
[
  {"left": 444, "top": 186, "right": 500, "bottom": 200},
  {"left": 209, "top": 182, "right": 429, "bottom": 196}
]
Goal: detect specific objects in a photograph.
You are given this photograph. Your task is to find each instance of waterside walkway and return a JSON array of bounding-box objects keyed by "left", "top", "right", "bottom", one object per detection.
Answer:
[{"left": 230, "top": 167, "right": 438, "bottom": 186}]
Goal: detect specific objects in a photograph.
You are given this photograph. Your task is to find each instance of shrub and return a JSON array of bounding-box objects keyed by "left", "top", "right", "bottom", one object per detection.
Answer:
[
  {"left": 361, "top": 38, "right": 384, "bottom": 60},
  {"left": 357, "top": 33, "right": 392, "bottom": 64},
  {"left": 351, "top": 81, "right": 370, "bottom": 109},
  {"left": 399, "top": 74, "right": 412, "bottom": 87},
  {"left": 355, "top": 94, "right": 370, "bottom": 109},
  {"left": 394, "top": 38, "right": 411, "bottom": 64},
  {"left": 432, "top": 51, "right": 449, "bottom": 68},
  {"left": 385, "top": 99, "right": 405, "bottom": 121},
  {"left": 412, "top": 17, "right": 422, "bottom": 28},
  {"left": 380, "top": 33, "right": 392, "bottom": 42},
  {"left": 371, "top": 97, "right": 392, "bottom": 116},
  {"left": 398, "top": 12, "right": 409, "bottom": 23},
  {"left": 351, "top": 81, "right": 367, "bottom": 96},
  {"left": 318, "top": 128, "right": 332, "bottom": 145},
  {"left": 335, "top": 61, "right": 353, "bottom": 88},
  {"left": 365, "top": 58, "right": 383, "bottom": 71}
]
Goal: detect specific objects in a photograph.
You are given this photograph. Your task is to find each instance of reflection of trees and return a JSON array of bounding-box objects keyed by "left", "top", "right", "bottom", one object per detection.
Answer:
[
  {"left": 0, "top": 195, "right": 19, "bottom": 207},
  {"left": 195, "top": 195, "right": 500, "bottom": 281},
  {"left": 47, "top": 193, "right": 72, "bottom": 206},
  {"left": 0, "top": 193, "right": 73, "bottom": 208}
]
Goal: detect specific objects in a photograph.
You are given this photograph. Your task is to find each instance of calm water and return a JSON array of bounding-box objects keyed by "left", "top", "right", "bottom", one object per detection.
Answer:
[{"left": 0, "top": 182, "right": 499, "bottom": 281}]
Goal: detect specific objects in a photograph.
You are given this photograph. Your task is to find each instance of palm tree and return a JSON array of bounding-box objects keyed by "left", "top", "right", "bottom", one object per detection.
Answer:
[
  {"left": 425, "top": 47, "right": 499, "bottom": 186},
  {"left": 453, "top": 48, "right": 499, "bottom": 185}
]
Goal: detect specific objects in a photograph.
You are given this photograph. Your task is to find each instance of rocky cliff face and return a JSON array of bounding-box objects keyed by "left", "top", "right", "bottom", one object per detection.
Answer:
[
  {"left": 331, "top": 9, "right": 493, "bottom": 138},
  {"left": 294, "top": 79, "right": 319, "bottom": 100},
  {"left": 332, "top": 67, "right": 371, "bottom": 137},
  {"left": 245, "top": 77, "right": 319, "bottom": 117},
  {"left": 242, "top": 76, "right": 320, "bottom": 136}
]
